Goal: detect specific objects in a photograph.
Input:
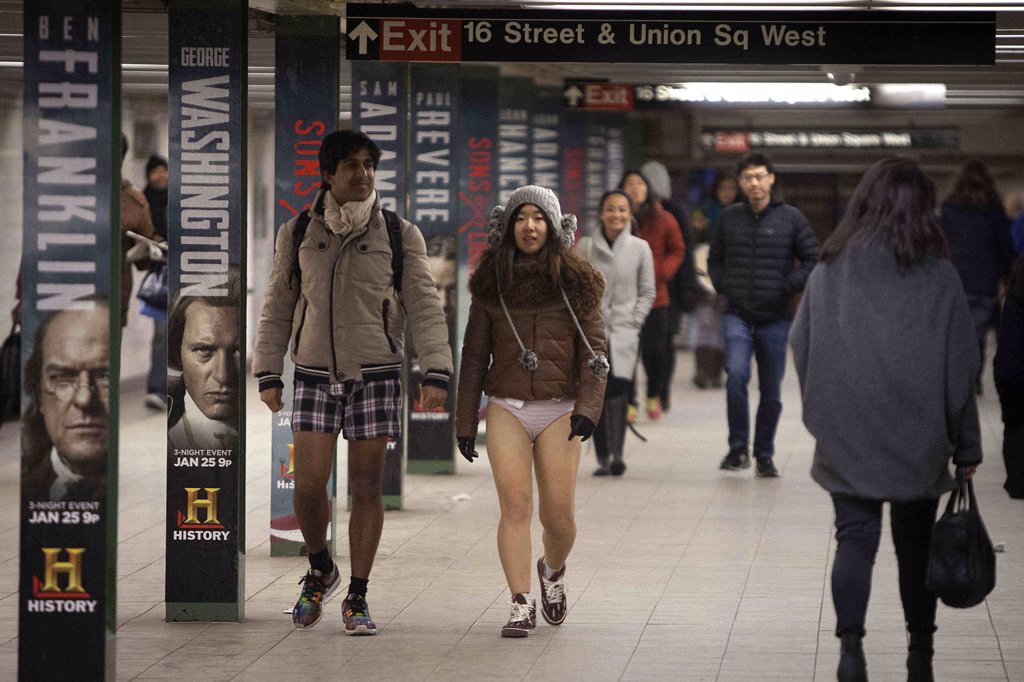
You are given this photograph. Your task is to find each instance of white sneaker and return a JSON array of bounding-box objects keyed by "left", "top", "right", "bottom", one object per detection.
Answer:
[{"left": 144, "top": 393, "right": 167, "bottom": 411}]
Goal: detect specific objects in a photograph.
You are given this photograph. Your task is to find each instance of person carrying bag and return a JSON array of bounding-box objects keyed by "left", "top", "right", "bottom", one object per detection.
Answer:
[{"left": 790, "top": 158, "right": 983, "bottom": 682}]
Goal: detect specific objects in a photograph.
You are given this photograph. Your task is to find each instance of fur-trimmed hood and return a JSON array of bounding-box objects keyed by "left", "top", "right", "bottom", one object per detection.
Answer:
[{"left": 469, "top": 248, "right": 604, "bottom": 314}]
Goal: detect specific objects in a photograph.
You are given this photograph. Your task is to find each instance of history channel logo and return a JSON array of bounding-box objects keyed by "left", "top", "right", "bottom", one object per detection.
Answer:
[
  {"left": 173, "top": 487, "right": 230, "bottom": 541},
  {"left": 28, "top": 547, "right": 97, "bottom": 613},
  {"left": 278, "top": 444, "right": 295, "bottom": 482}
]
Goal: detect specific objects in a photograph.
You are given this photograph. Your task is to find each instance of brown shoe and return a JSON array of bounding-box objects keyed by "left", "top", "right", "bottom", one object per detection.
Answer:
[
  {"left": 501, "top": 593, "right": 536, "bottom": 637},
  {"left": 536, "top": 557, "right": 567, "bottom": 625}
]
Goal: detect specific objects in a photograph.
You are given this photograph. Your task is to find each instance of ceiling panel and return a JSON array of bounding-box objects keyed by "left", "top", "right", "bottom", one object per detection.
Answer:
[{"left": 1, "top": 1, "right": 1022, "bottom": 113}]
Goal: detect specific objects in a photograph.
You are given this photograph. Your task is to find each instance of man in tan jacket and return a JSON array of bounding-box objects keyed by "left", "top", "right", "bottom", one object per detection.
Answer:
[{"left": 253, "top": 129, "right": 452, "bottom": 635}]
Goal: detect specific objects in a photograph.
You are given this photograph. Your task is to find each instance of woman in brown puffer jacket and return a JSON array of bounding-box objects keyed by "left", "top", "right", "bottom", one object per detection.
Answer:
[{"left": 456, "top": 185, "right": 606, "bottom": 639}]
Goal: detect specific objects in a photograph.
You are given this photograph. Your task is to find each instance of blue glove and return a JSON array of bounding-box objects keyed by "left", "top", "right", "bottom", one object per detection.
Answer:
[
  {"left": 568, "top": 415, "right": 595, "bottom": 442},
  {"left": 457, "top": 436, "right": 479, "bottom": 462}
]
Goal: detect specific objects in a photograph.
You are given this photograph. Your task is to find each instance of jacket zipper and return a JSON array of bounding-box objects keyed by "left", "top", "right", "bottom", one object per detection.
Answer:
[
  {"left": 293, "top": 297, "right": 309, "bottom": 353},
  {"left": 328, "top": 240, "right": 345, "bottom": 378},
  {"left": 382, "top": 299, "right": 397, "bottom": 353}
]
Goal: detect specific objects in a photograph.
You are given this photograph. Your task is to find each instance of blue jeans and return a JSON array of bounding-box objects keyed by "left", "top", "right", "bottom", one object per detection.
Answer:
[{"left": 723, "top": 313, "right": 789, "bottom": 459}]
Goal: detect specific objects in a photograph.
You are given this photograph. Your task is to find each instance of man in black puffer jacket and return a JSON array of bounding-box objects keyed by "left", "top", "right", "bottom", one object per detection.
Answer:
[{"left": 708, "top": 152, "right": 818, "bottom": 478}]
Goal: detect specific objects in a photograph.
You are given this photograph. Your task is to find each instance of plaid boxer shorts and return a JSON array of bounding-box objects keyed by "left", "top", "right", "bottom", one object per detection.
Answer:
[{"left": 291, "top": 378, "right": 401, "bottom": 440}]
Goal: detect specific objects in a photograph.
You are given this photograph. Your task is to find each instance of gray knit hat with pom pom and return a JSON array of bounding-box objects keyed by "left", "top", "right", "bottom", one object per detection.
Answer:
[{"left": 487, "top": 185, "right": 577, "bottom": 249}]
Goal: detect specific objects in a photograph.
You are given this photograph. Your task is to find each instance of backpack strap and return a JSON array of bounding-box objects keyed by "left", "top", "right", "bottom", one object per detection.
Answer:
[
  {"left": 382, "top": 208, "right": 404, "bottom": 295},
  {"left": 291, "top": 200, "right": 403, "bottom": 295},
  {"left": 289, "top": 192, "right": 325, "bottom": 290}
]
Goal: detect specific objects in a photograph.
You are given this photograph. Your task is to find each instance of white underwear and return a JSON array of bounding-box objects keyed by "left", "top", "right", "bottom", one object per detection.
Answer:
[{"left": 489, "top": 397, "right": 575, "bottom": 442}]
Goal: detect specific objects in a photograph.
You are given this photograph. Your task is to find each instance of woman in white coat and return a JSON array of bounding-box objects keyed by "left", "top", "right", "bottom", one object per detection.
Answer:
[{"left": 578, "top": 190, "right": 656, "bottom": 475}]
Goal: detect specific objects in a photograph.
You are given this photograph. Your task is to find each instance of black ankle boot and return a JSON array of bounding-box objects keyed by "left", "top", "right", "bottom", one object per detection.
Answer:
[
  {"left": 907, "top": 632, "right": 934, "bottom": 682},
  {"left": 838, "top": 632, "right": 868, "bottom": 682}
]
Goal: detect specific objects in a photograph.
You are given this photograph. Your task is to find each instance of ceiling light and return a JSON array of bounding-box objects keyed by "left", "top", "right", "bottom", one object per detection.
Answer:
[{"left": 636, "top": 82, "right": 871, "bottom": 105}]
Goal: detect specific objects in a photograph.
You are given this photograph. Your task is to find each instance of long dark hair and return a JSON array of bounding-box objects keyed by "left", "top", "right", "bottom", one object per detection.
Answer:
[
  {"left": 492, "top": 204, "right": 567, "bottom": 291},
  {"left": 619, "top": 169, "right": 659, "bottom": 225},
  {"left": 947, "top": 159, "right": 1002, "bottom": 209},
  {"left": 820, "top": 157, "right": 948, "bottom": 268}
]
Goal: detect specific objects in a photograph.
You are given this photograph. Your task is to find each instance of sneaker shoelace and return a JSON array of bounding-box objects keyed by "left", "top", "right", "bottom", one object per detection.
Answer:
[
  {"left": 543, "top": 577, "right": 564, "bottom": 604},
  {"left": 346, "top": 596, "right": 370, "bottom": 618},
  {"left": 298, "top": 571, "right": 326, "bottom": 604},
  {"left": 508, "top": 600, "right": 532, "bottom": 624}
]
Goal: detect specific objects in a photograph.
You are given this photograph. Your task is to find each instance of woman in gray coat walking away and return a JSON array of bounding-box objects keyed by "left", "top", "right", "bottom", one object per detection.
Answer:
[
  {"left": 578, "top": 190, "right": 655, "bottom": 476},
  {"left": 791, "top": 158, "right": 982, "bottom": 682}
]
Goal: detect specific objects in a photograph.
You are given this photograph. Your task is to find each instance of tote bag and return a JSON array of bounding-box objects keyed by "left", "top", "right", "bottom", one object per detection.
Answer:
[
  {"left": 925, "top": 468, "right": 996, "bottom": 608},
  {"left": 137, "top": 262, "right": 168, "bottom": 311}
]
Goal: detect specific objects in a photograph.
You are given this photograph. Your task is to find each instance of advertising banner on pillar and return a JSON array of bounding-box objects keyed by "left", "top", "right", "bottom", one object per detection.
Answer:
[
  {"left": 351, "top": 61, "right": 408, "bottom": 508},
  {"left": 407, "top": 63, "right": 459, "bottom": 474},
  {"left": 165, "top": 0, "right": 247, "bottom": 621},
  {"left": 498, "top": 77, "right": 532, "bottom": 205},
  {"left": 455, "top": 66, "right": 499, "bottom": 359},
  {"left": 531, "top": 87, "right": 561, "bottom": 195},
  {"left": 19, "top": 2, "right": 120, "bottom": 678},
  {"left": 604, "top": 114, "right": 626, "bottom": 193},
  {"left": 270, "top": 16, "right": 339, "bottom": 556},
  {"left": 582, "top": 115, "right": 610, "bottom": 236},
  {"left": 560, "top": 109, "right": 588, "bottom": 238}
]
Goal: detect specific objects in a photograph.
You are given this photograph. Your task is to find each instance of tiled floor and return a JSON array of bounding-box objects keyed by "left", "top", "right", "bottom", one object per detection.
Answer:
[{"left": 1, "top": 350, "right": 1021, "bottom": 681}]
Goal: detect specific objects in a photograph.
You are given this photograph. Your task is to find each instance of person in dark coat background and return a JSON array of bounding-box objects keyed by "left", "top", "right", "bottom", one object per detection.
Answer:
[
  {"left": 940, "top": 159, "right": 1016, "bottom": 393},
  {"left": 709, "top": 152, "right": 818, "bottom": 478},
  {"left": 995, "top": 254, "right": 1024, "bottom": 499},
  {"left": 791, "top": 157, "right": 982, "bottom": 682},
  {"left": 143, "top": 154, "right": 169, "bottom": 240}
]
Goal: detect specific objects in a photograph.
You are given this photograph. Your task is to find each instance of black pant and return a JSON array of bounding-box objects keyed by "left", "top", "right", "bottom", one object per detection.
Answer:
[
  {"left": 664, "top": 307, "right": 683, "bottom": 405},
  {"left": 640, "top": 306, "right": 672, "bottom": 402},
  {"left": 1005, "top": 421, "right": 1024, "bottom": 499},
  {"left": 594, "top": 376, "right": 632, "bottom": 465},
  {"left": 831, "top": 495, "right": 939, "bottom": 638}
]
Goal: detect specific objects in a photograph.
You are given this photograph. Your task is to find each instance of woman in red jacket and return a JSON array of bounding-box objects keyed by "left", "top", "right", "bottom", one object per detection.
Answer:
[{"left": 620, "top": 170, "right": 685, "bottom": 420}]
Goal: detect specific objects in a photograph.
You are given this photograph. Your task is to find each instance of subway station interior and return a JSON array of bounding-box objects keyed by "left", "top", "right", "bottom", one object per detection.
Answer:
[{"left": 2, "top": 1, "right": 1024, "bottom": 680}]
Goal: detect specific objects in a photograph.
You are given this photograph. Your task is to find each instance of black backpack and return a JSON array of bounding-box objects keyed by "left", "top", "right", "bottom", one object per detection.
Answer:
[{"left": 289, "top": 194, "right": 404, "bottom": 295}]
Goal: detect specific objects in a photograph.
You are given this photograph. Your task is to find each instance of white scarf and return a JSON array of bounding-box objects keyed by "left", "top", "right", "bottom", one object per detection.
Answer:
[{"left": 323, "top": 189, "right": 378, "bottom": 237}]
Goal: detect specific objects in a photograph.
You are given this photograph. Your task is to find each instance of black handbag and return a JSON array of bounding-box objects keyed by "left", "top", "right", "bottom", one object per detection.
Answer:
[
  {"left": 925, "top": 468, "right": 996, "bottom": 608},
  {"left": 0, "top": 323, "right": 20, "bottom": 422},
  {"left": 137, "top": 261, "right": 168, "bottom": 310}
]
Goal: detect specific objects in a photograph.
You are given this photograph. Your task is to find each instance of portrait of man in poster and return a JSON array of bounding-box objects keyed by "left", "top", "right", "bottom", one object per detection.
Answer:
[
  {"left": 167, "top": 269, "right": 240, "bottom": 451},
  {"left": 21, "top": 300, "right": 111, "bottom": 502}
]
